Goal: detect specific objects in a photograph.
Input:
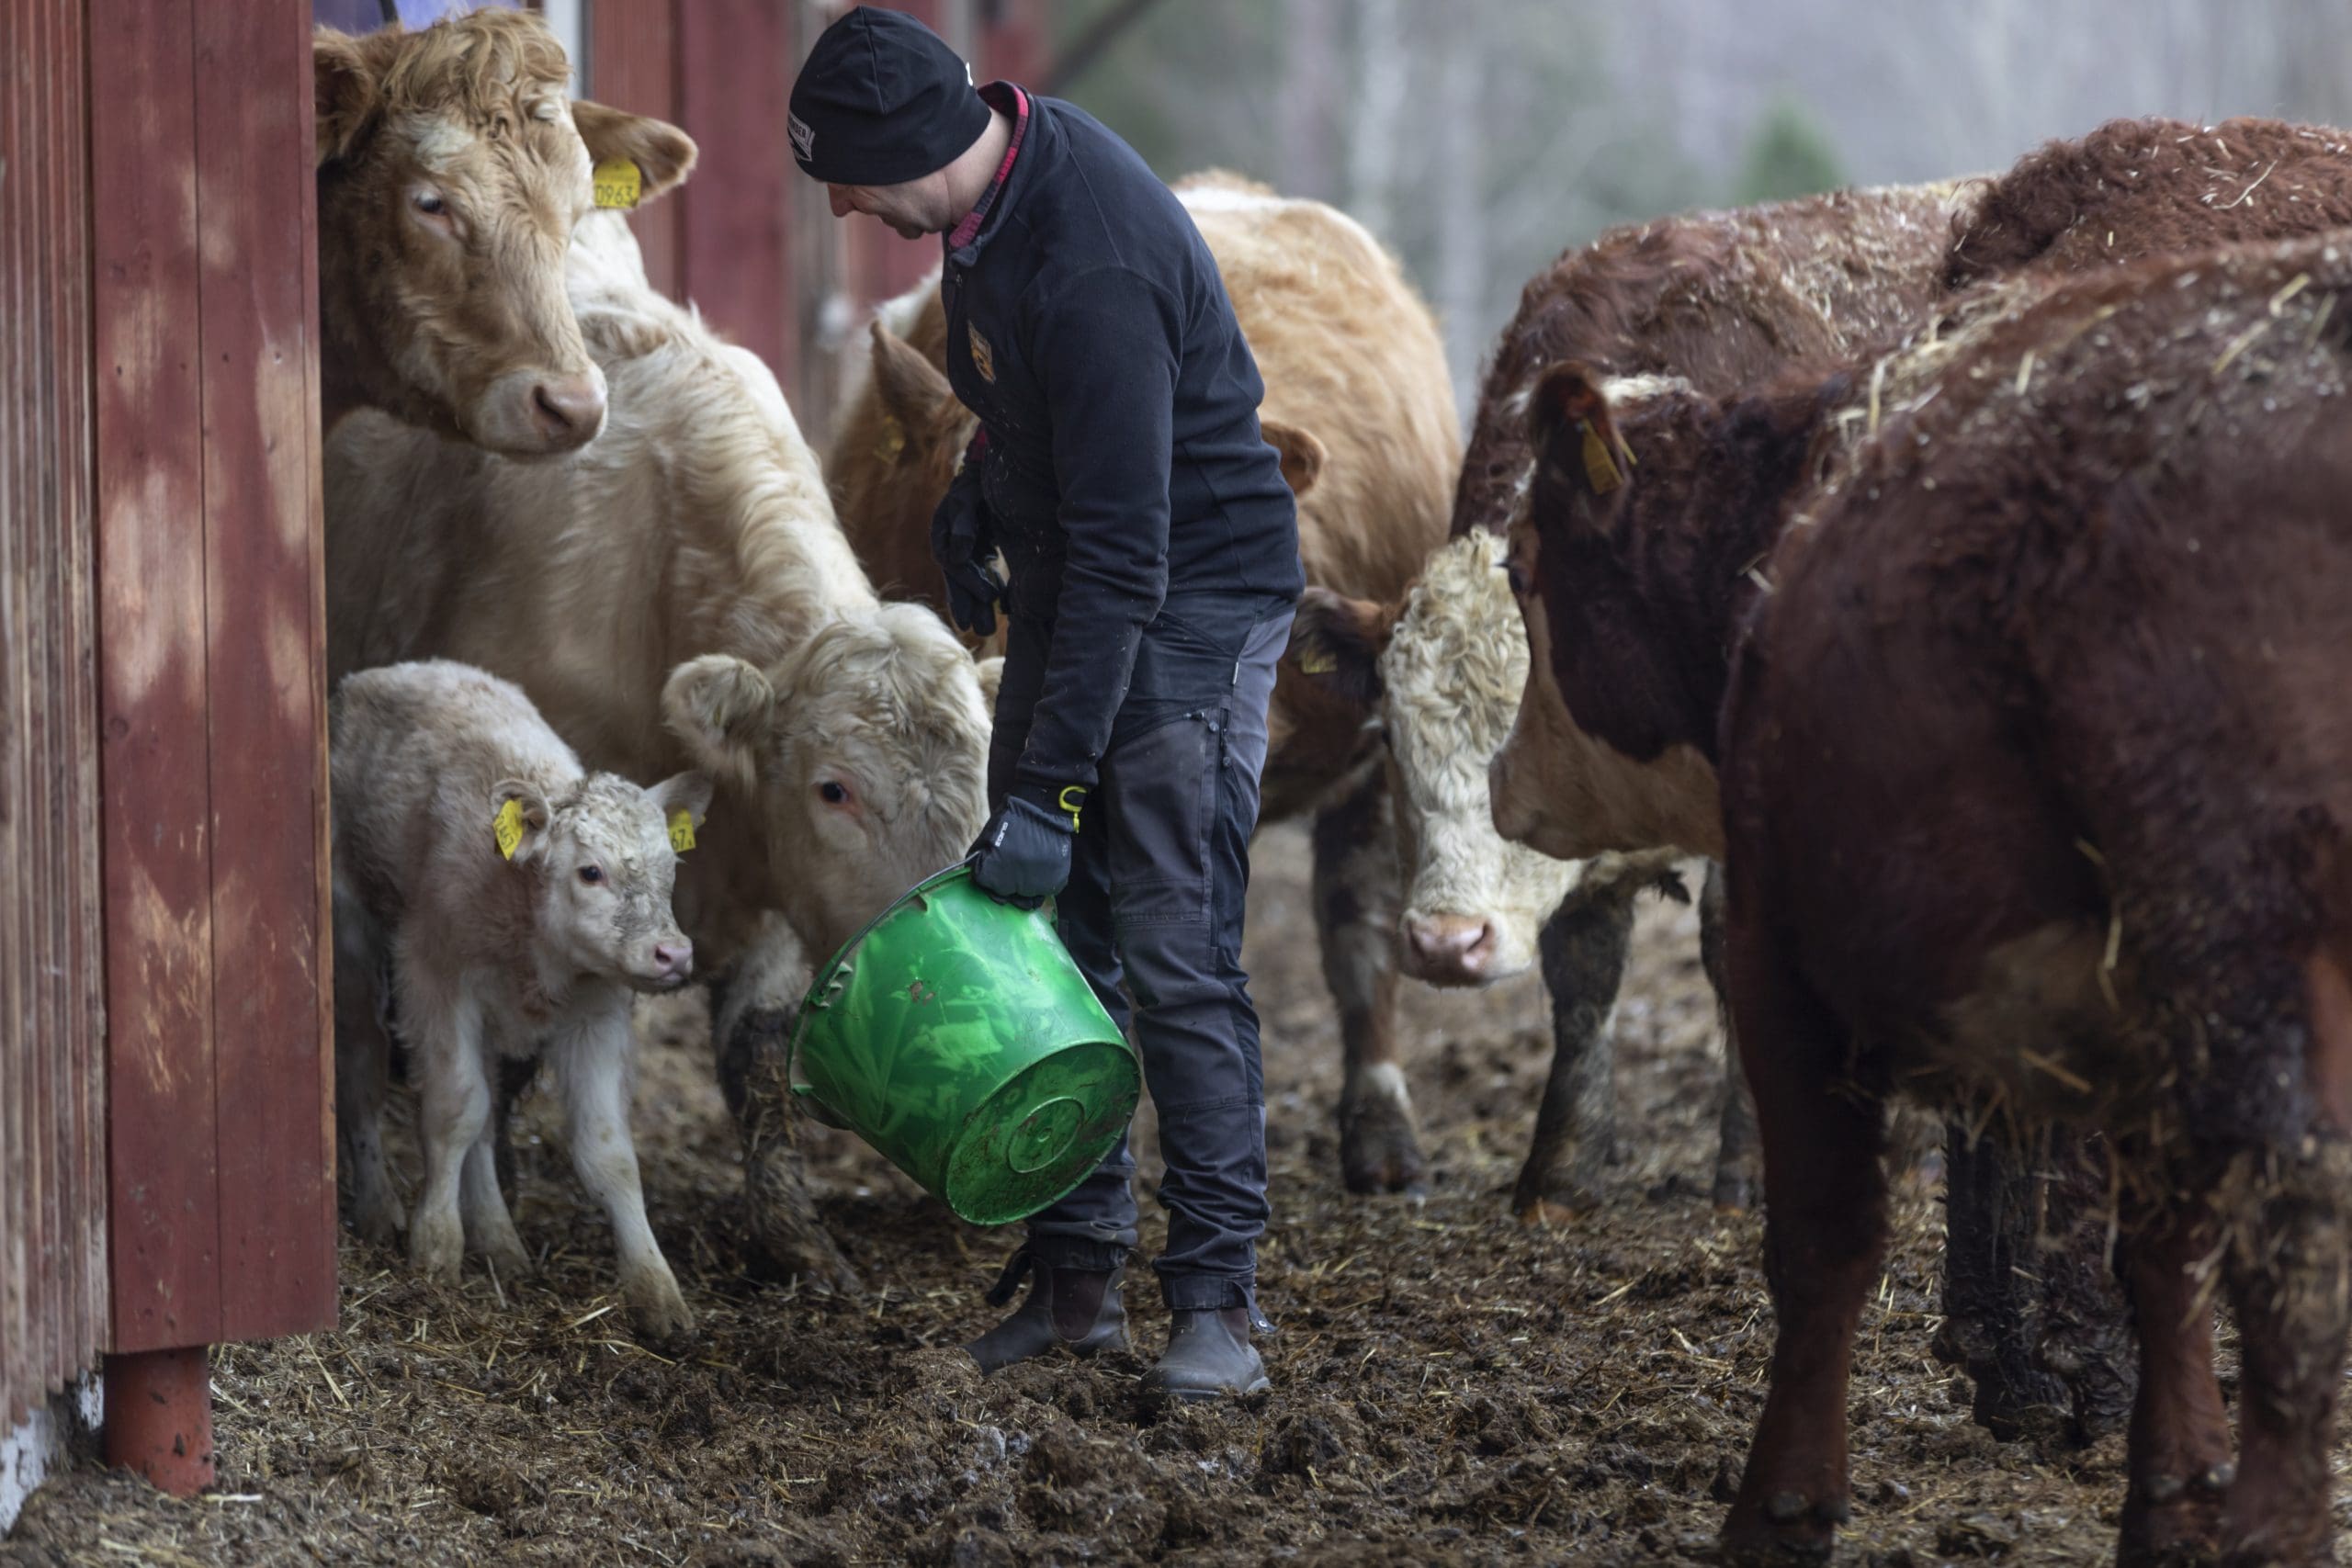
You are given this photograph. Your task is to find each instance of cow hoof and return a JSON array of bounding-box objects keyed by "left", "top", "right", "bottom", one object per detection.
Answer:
[
  {"left": 2119, "top": 1481, "right": 2223, "bottom": 1567},
  {"left": 747, "top": 1199, "right": 865, "bottom": 1296},
  {"left": 410, "top": 1213, "right": 465, "bottom": 1280},
  {"left": 1720, "top": 1511, "right": 1837, "bottom": 1566},
  {"left": 352, "top": 1196, "right": 404, "bottom": 1249},
  {"left": 1711, "top": 1166, "right": 1758, "bottom": 1213},
  {"left": 1339, "top": 1096, "right": 1428, "bottom": 1195},
  {"left": 477, "top": 1231, "right": 533, "bottom": 1281},
  {"left": 624, "top": 1267, "right": 696, "bottom": 1345},
  {"left": 1516, "top": 1193, "right": 1600, "bottom": 1229}
]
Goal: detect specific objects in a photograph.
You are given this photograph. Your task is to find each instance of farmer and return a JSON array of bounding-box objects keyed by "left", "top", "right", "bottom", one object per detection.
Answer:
[{"left": 791, "top": 6, "right": 1302, "bottom": 1403}]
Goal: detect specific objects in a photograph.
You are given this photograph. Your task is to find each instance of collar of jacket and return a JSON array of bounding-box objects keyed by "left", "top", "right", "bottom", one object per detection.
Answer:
[{"left": 945, "top": 85, "right": 1059, "bottom": 271}]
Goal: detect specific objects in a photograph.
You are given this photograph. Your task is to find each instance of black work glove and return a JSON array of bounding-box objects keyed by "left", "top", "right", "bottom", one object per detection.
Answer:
[
  {"left": 969, "top": 789, "right": 1082, "bottom": 908},
  {"left": 931, "top": 478, "right": 1003, "bottom": 639}
]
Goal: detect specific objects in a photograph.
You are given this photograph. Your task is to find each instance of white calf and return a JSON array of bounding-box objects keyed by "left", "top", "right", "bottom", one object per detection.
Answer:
[{"left": 332, "top": 660, "right": 711, "bottom": 1339}]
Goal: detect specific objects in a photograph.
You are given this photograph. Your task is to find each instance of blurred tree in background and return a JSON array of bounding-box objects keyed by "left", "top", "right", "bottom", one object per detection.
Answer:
[
  {"left": 1044, "top": 0, "right": 2352, "bottom": 420},
  {"left": 1734, "top": 97, "right": 1847, "bottom": 204}
]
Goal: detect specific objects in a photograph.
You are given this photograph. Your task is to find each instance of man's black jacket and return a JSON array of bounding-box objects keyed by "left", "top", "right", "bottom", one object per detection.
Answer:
[{"left": 940, "top": 91, "right": 1303, "bottom": 802}]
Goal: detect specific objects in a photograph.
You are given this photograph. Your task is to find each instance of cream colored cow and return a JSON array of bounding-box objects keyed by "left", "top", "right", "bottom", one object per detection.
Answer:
[{"left": 327, "top": 214, "right": 991, "bottom": 1289}]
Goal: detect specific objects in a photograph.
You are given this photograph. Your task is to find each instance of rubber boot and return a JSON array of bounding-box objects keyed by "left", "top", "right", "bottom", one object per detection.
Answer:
[
  {"left": 1144, "top": 1307, "right": 1269, "bottom": 1403},
  {"left": 965, "top": 1248, "right": 1129, "bottom": 1374}
]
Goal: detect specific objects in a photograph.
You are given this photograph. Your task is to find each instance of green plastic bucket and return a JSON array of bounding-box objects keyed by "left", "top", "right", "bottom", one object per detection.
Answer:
[{"left": 786, "top": 865, "right": 1139, "bottom": 1225}]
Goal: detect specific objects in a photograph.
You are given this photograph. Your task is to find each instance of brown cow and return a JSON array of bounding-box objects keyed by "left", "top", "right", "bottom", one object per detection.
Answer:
[
  {"left": 1666, "top": 231, "right": 2352, "bottom": 1566},
  {"left": 1292, "top": 182, "right": 1973, "bottom": 1220},
  {"left": 1496, "top": 118, "right": 2352, "bottom": 1446},
  {"left": 1948, "top": 116, "right": 2352, "bottom": 288},
  {"left": 829, "top": 173, "right": 1459, "bottom": 1194},
  {"left": 314, "top": 11, "right": 695, "bottom": 456}
]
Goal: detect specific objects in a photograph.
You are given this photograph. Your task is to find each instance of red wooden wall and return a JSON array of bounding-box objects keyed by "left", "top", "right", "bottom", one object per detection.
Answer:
[
  {"left": 86, "top": 0, "right": 337, "bottom": 1354},
  {"left": 0, "top": 0, "right": 107, "bottom": 1429}
]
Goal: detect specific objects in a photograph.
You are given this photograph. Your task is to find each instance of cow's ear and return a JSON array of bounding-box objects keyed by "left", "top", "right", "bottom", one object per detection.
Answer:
[
  {"left": 489, "top": 779, "right": 554, "bottom": 864},
  {"left": 314, "top": 27, "right": 386, "bottom": 168},
  {"left": 573, "top": 100, "right": 698, "bottom": 205},
  {"left": 1261, "top": 420, "right": 1327, "bottom": 500},
  {"left": 648, "top": 770, "right": 716, "bottom": 831},
  {"left": 869, "top": 321, "right": 956, "bottom": 434},
  {"left": 1290, "top": 587, "right": 1393, "bottom": 706},
  {"left": 1530, "top": 363, "right": 1635, "bottom": 504},
  {"left": 662, "top": 655, "right": 773, "bottom": 795}
]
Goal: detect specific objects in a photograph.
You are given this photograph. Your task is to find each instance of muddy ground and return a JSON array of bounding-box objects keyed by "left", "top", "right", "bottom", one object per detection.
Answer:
[{"left": 0, "top": 824, "right": 2281, "bottom": 1566}]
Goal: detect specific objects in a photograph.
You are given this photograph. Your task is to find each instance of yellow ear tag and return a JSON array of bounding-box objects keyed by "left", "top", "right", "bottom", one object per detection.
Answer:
[
  {"left": 1295, "top": 640, "right": 1337, "bottom": 675},
  {"left": 593, "top": 158, "right": 642, "bottom": 210},
  {"left": 494, "top": 797, "right": 526, "bottom": 860},
  {"left": 1580, "top": 420, "right": 1624, "bottom": 495},
  {"left": 874, "top": 413, "right": 907, "bottom": 465},
  {"left": 667, "top": 807, "right": 697, "bottom": 853}
]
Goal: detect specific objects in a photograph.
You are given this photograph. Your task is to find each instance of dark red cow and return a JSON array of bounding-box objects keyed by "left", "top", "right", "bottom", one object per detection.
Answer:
[
  {"left": 1736, "top": 233, "right": 2352, "bottom": 1565},
  {"left": 1525, "top": 231, "right": 2352, "bottom": 1564}
]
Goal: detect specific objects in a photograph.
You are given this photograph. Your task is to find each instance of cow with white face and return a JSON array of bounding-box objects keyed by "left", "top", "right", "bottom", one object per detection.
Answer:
[
  {"left": 1295, "top": 532, "right": 1749, "bottom": 1217},
  {"left": 1289, "top": 184, "right": 1977, "bottom": 1217},
  {"left": 313, "top": 10, "right": 696, "bottom": 457}
]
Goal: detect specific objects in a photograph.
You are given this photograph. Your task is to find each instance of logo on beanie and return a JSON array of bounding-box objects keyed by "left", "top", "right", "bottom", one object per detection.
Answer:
[{"left": 789, "top": 112, "right": 816, "bottom": 164}]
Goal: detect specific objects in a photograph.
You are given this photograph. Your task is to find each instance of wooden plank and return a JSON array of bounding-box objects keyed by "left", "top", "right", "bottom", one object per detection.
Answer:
[
  {"left": 90, "top": 0, "right": 222, "bottom": 1356},
  {"left": 51, "top": 0, "right": 107, "bottom": 1389},
  {"left": 298, "top": 0, "right": 341, "bottom": 1303},
  {"left": 675, "top": 0, "right": 795, "bottom": 381},
  {"left": 1, "top": 0, "right": 107, "bottom": 1422},
  {"left": 588, "top": 0, "right": 683, "bottom": 299},
  {"left": 192, "top": 0, "right": 337, "bottom": 1342},
  {"left": 25, "top": 0, "right": 62, "bottom": 1404},
  {"left": 2, "top": 0, "right": 29, "bottom": 1418}
]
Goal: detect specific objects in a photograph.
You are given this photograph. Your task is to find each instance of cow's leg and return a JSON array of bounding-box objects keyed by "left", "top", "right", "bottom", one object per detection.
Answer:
[
  {"left": 333, "top": 919, "right": 401, "bottom": 1247},
  {"left": 1312, "top": 763, "right": 1423, "bottom": 1194},
  {"left": 402, "top": 973, "right": 488, "bottom": 1281},
  {"left": 2208, "top": 944, "right": 2352, "bottom": 1568},
  {"left": 458, "top": 1095, "right": 531, "bottom": 1280},
  {"left": 1698, "top": 862, "right": 1760, "bottom": 1212},
  {"left": 711, "top": 920, "right": 863, "bottom": 1293},
  {"left": 2114, "top": 1199, "right": 2230, "bottom": 1566},
  {"left": 1939, "top": 1125, "right": 2134, "bottom": 1446},
  {"left": 2031, "top": 1134, "right": 2137, "bottom": 1441},
  {"left": 1721, "top": 917, "right": 1883, "bottom": 1562},
  {"left": 556, "top": 1010, "right": 694, "bottom": 1342},
  {"left": 1513, "top": 877, "right": 1634, "bottom": 1222},
  {"left": 2215, "top": 1156, "right": 2350, "bottom": 1568}
]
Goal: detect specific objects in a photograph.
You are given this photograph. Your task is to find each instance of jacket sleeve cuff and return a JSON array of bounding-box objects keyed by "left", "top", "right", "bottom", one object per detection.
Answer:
[{"left": 1009, "top": 773, "right": 1090, "bottom": 832}]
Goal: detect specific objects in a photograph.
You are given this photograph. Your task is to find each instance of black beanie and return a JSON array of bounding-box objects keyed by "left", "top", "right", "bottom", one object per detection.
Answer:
[{"left": 788, "top": 6, "right": 993, "bottom": 187}]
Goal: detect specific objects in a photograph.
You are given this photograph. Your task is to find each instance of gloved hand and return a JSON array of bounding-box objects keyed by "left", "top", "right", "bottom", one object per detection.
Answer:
[
  {"left": 931, "top": 479, "right": 1003, "bottom": 638},
  {"left": 969, "top": 791, "right": 1080, "bottom": 908}
]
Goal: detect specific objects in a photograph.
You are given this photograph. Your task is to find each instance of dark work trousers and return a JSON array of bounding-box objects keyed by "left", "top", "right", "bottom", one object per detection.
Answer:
[{"left": 987, "top": 590, "right": 1295, "bottom": 1313}]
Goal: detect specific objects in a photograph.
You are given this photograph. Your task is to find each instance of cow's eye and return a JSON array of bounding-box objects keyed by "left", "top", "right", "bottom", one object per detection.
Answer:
[
  {"left": 413, "top": 191, "right": 450, "bottom": 220},
  {"left": 818, "top": 781, "right": 851, "bottom": 807},
  {"left": 578, "top": 864, "right": 605, "bottom": 886},
  {"left": 1506, "top": 562, "right": 1530, "bottom": 596}
]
